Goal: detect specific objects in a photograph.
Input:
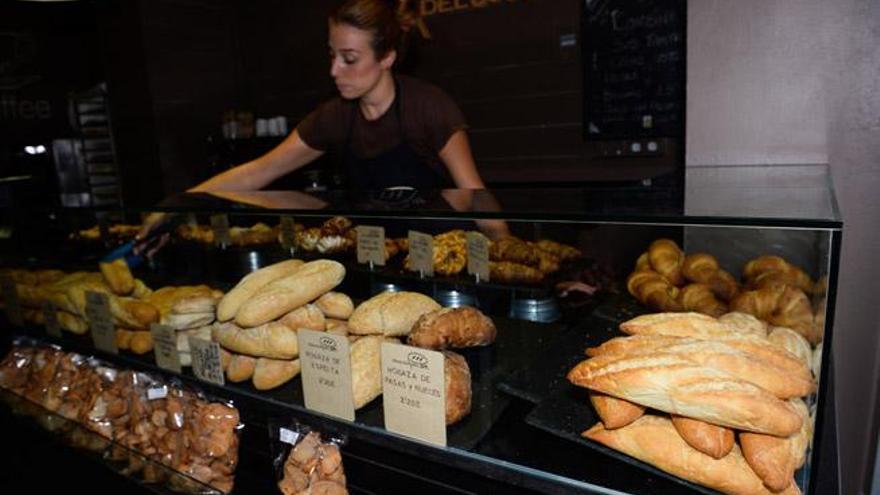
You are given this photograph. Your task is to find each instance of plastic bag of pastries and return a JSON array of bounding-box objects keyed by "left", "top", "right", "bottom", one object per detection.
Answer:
[
  {"left": 272, "top": 422, "right": 348, "bottom": 495},
  {"left": 124, "top": 374, "right": 188, "bottom": 484},
  {"left": 22, "top": 345, "right": 65, "bottom": 405},
  {"left": 0, "top": 343, "right": 37, "bottom": 394}
]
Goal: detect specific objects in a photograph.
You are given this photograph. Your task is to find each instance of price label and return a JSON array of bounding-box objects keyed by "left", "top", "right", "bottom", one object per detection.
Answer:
[
  {"left": 1, "top": 276, "right": 24, "bottom": 327},
  {"left": 466, "top": 232, "right": 490, "bottom": 282},
  {"left": 279, "top": 427, "right": 300, "bottom": 446},
  {"left": 42, "top": 301, "right": 62, "bottom": 338},
  {"left": 356, "top": 226, "right": 386, "bottom": 266},
  {"left": 85, "top": 291, "right": 118, "bottom": 354},
  {"left": 280, "top": 215, "right": 297, "bottom": 251},
  {"left": 210, "top": 214, "right": 231, "bottom": 247},
  {"left": 381, "top": 342, "right": 446, "bottom": 447},
  {"left": 151, "top": 323, "right": 182, "bottom": 373},
  {"left": 408, "top": 230, "right": 434, "bottom": 277},
  {"left": 298, "top": 329, "right": 354, "bottom": 421},
  {"left": 189, "top": 337, "right": 225, "bottom": 386}
]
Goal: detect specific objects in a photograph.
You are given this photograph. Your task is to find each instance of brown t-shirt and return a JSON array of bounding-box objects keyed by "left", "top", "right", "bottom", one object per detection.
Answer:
[{"left": 296, "top": 75, "right": 467, "bottom": 174}]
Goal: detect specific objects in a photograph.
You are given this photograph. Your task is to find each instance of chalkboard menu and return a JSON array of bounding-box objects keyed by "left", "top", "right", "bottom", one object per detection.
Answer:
[{"left": 582, "top": 0, "right": 686, "bottom": 140}]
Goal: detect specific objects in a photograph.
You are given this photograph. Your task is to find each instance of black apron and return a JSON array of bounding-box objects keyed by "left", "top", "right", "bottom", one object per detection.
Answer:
[{"left": 344, "top": 78, "right": 453, "bottom": 190}]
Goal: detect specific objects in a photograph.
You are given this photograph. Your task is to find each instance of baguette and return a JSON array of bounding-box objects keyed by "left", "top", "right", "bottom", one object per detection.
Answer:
[
  {"left": 253, "top": 358, "right": 301, "bottom": 390},
  {"left": 235, "top": 260, "right": 345, "bottom": 327},
  {"left": 590, "top": 392, "right": 645, "bottom": 429},
  {"left": 226, "top": 355, "right": 257, "bottom": 383},
  {"left": 279, "top": 304, "right": 325, "bottom": 332},
  {"left": 217, "top": 259, "right": 304, "bottom": 322},
  {"left": 620, "top": 312, "right": 765, "bottom": 339},
  {"left": 315, "top": 292, "right": 354, "bottom": 320},
  {"left": 670, "top": 415, "right": 734, "bottom": 459},
  {"left": 767, "top": 327, "right": 812, "bottom": 370},
  {"left": 740, "top": 399, "right": 812, "bottom": 492},
  {"left": 99, "top": 258, "right": 135, "bottom": 296},
  {"left": 348, "top": 291, "right": 441, "bottom": 337},
  {"left": 351, "top": 335, "right": 383, "bottom": 409},
  {"left": 568, "top": 353, "right": 803, "bottom": 436},
  {"left": 163, "top": 311, "right": 215, "bottom": 330},
  {"left": 212, "top": 321, "right": 299, "bottom": 359},
  {"left": 584, "top": 415, "right": 802, "bottom": 495},
  {"left": 719, "top": 312, "right": 769, "bottom": 337}
]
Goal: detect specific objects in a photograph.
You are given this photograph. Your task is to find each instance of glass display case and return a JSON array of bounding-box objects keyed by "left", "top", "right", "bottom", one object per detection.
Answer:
[{"left": 0, "top": 165, "right": 841, "bottom": 495}]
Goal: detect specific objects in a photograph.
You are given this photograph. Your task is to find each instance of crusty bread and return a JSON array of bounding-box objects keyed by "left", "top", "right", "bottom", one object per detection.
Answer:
[
  {"left": 767, "top": 326, "right": 812, "bottom": 370},
  {"left": 586, "top": 335, "right": 815, "bottom": 399},
  {"left": 568, "top": 352, "right": 803, "bottom": 436},
  {"left": 348, "top": 291, "right": 441, "bottom": 337},
  {"left": 718, "top": 312, "right": 769, "bottom": 337},
  {"left": 351, "top": 335, "right": 383, "bottom": 409},
  {"left": 740, "top": 399, "right": 812, "bottom": 492},
  {"left": 407, "top": 306, "right": 496, "bottom": 350},
  {"left": 235, "top": 260, "right": 345, "bottom": 327},
  {"left": 99, "top": 258, "right": 135, "bottom": 296},
  {"left": 590, "top": 392, "right": 645, "bottom": 429},
  {"left": 226, "top": 354, "right": 257, "bottom": 383},
  {"left": 163, "top": 311, "right": 215, "bottom": 330},
  {"left": 444, "top": 351, "right": 472, "bottom": 425},
  {"left": 217, "top": 259, "right": 304, "bottom": 322},
  {"left": 315, "top": 292, "right": 354, "bottom": 320},
  {"left": 57, "top": 311, "right": 88, "bottom": 335},
  {"left": 212, "top": 321, "right": 299, "bottom": 359},
  {"left": 279, "top": 304, "right": 325, "bottom": 332},
  {"left": 252, "top": 358, "right": 301, "bottom": 390},
  {"left": 584, "top": 415, "right": 802, "bottom": 495},
  {"left": 671, "top": 415, "right": 734, "bottom": 459},
  {"left": 620, "top": 312, "right": 756, "bottom": 338}
]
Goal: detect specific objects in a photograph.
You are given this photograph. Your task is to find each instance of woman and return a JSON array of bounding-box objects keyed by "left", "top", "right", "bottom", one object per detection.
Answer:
[{"left": 192, "top": 0, "right": 487, "bottom": 193}]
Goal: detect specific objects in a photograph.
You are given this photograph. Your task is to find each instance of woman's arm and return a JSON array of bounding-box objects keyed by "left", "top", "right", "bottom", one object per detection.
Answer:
[
  {"left": 438, "top": 130, "right": 510, "bottom": 239},
  {"left": 190, "top": 130, "right": 324, "bottom": 192}
]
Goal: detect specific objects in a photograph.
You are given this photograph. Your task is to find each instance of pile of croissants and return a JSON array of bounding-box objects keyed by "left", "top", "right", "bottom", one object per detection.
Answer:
[{"left": 626, "top": 239, "right": 822, "bottom": 345}]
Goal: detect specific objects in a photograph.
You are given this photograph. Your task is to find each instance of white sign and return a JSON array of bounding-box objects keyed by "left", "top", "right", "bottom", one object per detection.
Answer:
[
  {"left": 299, "top": 329, "right": 355, "bottom": 421},
  {"left": 189, "top": 337, "right": 225, "bottom": 386},
  {"left": 381, "top": 342, "right": 446, "bottom": 446},
  {"left": 85, "top": 291, "right": 117, "bottom": 354},
  {"left": 151, "top": 323, "right": 182, "bottom": 373}
]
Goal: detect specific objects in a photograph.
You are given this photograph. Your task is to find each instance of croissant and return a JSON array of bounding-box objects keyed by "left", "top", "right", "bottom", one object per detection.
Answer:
[
  {"left": 535, "top": 239, "right": 581, "bottom": 261},
  {"left": 743, "top": 255, "right": 814, "bottom": 294},
  {"left": 489, "top": 261, "right": 544, "bottom": 284},
  {"left": 681, "top": 253, "right": 739, "bottom": 301},
  {"left": 647, "top": 239, "right": 685, "bottom": 286},
  {"left": 677, "top": 283, "right": 727, "bottom": 317},
  {"left": 626, "top": 270, "right": 682, "bottom": 312},
  {"left": 730, "top": 284, "right": 820, "bottom": 345},
  {"left": 489, "top": 237, "right": 539, "bottom": 266}
]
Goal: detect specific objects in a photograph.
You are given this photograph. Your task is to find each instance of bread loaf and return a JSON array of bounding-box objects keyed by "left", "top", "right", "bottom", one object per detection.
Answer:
[
  {"left": 315, "top": 292, "right": 354, "bottom": 320},
  {"left": 217, "top": 259, "right": 304, "bottom": 322},
  {"left": 279, "top": 304, "right": 325, "bottom": 332},
  {"left": 57, "top": 311, "right": 88, "bottom": 335},
  {"left": 670, "top": 415, "right": 734, "bottom": 459},
  {"left": 444, "top": 351, "right": 472, "bottom": 425},
  {"left": 351, "top": 335, "right": 383, "bottom": 409},
  {"left": 767, "top": 327, "right": 812, "bottom": 370},
  {"left": 584, "top": 416, "right": 802, "bottom": 495},
  {"left": 567, "top": 352, "right": 803, "bottom": 436},
  {"left": 719, "top": 312, "right": 769, "bottom": 337},
  {"left": 325, "top": 319, "right": 349, "bottom": 336},
  {"left": 407, "top": 306, "right": 496, "bottom": 350},
  {"left": 740, "top": 399, "right": 812, "bottom": 492},
  {"left": 116, "top": 328, "right": 134, "bottom": 350},
  {"left": 252, "top": 358, "right": 301, "bottom": 390},
  {"left": 235, "top": 260, "right": 345, "bottom": 327},
  {"left": 164, "top": 311, "right": 215, "bottom": 330},
  {"left": 226, "top": 355, "right": 257, "bottom": 383},
  {"left": 129, "top": 331, "right": 154, "bottom": 355},
  {"left": 620, "top": 312, "right": 764, "bottom": 339},
  {"left": 99, "top": 258, "right": 135, "bottom": 295},
  {"left": 212, "top": 321, "right": 299, "bottom": 359},
  {"left": 348, "top": 291, "right": 441, "bottom": 337},
  {"left": 590, "top": 392, "right": 645, "bottom": 429}
]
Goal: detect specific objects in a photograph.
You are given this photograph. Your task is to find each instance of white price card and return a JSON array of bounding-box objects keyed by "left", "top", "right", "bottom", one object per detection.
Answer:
[
  {"left": 189, "top": 337, "right": 225, "bottom": 386},
  {"left": 356, "top": 225, "right": 386, "bottom": 266},
  {"left": 85, "top": 290, "right": 118, "bottom": 354},
  {"left": 210, "top": 214, "right": 232, "bottom": 247},
  {"left": 151, "top": 323, "right": 182, "bottom": 373},
  {"left": 279, "top": 427, "right": 300, "bottom": 446},
  {"left": 280, "top": 215, "right": 297, "bottom": 251},
  {"left": 408, "top": 230, "right": 434, "bottom": 277},
  {"left": 1, "top": 276, "right": 24, "bottom": 327},
  {"left": 42, "top": 301, "right": 62, "bottom": 338},
  {"left": 466, "top": 231, "right": 490, "bottom": 282},
  {"left": 298, "top": 329, "right": 355, "bottom": 421},
  {"left": 381, "top": 342, "right": 446, "bottom": 447},
  {"left": 147, "top": 385, "right": 168, "bottom": 400}
]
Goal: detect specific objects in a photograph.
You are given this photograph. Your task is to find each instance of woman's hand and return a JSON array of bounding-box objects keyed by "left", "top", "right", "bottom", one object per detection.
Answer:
[{"left": 133, "top": 212, "right": 172, "bottom": 259}]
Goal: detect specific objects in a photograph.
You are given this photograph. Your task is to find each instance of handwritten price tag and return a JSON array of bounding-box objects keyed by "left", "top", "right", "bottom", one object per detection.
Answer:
[
  {"left": 408, "top": 230, "right": 434, "bottom": 277},
  {"left": 299, "top": 329, "right": 354, "bottom": 421},
  {"left": 151, "top": 323, "right": 182, "bottom": 373},
  {"left": 381, "top": 342, "right": 446, "bottom": 446},
  {"left": 356, "top": 226, "right": 386, "bottom": 266},
  {"left": 466, "top": 232, "right": 490, "bottom": 282},
  {"left": 189, "top": 337, "right": 225, "bottom": 386},
  {"left": 85, "top": 291, "right": 117, "bottom": 354}
]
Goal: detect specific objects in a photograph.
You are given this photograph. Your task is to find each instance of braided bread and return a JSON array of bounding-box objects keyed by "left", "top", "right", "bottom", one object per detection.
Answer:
[
  {"left": 743, "top": 255, "right": 814, "bottom": 294},
  {"left": 681, "top": 253, "right": 739, "bottom": 301},
  {"left": 730, "top": 284, "right": 820, "bottom": 345}
]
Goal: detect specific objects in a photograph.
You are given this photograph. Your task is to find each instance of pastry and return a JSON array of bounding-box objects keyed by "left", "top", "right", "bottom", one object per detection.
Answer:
[{"left": 407, "top": 306, "right": 496, "bottom": 350}]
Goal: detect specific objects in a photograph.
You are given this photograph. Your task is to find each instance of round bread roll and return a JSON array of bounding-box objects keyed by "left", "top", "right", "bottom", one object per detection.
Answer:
[
  {"left": 348, "top": 291, "right": 441, "bottom": 337},
  {"left": 315, "top": 292, "right": 354, "bottom": 320}
]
